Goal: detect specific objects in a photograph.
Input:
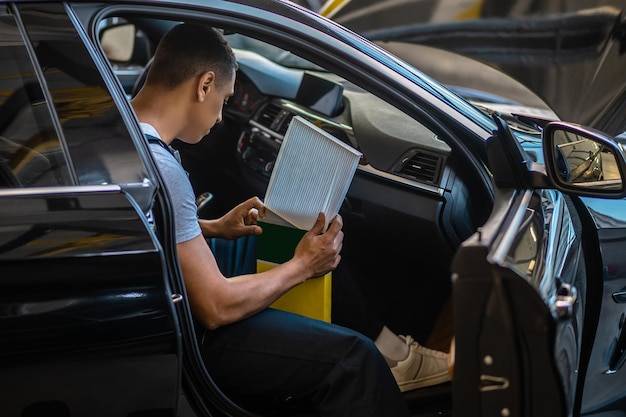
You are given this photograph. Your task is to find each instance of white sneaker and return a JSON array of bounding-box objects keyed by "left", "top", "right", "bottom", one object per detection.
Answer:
[{"left": 390, "top": 335, "right": 451, "bottom": 392}]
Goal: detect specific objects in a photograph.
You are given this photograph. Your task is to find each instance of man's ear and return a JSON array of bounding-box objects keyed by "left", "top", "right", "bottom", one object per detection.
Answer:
[{"left": 197, "top": 71, "right": 215, "bottom": 101}]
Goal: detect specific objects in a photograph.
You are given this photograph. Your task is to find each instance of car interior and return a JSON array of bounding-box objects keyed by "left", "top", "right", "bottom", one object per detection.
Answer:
[{"left": 96, "top": 12, "right": 495, "bottom": 415}]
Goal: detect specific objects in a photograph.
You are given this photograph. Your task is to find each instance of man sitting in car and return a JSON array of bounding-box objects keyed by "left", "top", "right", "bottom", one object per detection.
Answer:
[{"left": 131, "top": 22, "right": 449, "bottom": 415}]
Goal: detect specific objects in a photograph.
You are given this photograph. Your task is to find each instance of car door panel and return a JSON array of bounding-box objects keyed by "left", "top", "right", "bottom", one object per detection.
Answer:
[
  {"left": 578, "top": 197, "right": 626, "bottom": 414},
  {"left": 0, "top": 188, "right": 179, "bottom": 417},
  {"left": 452, "top": 188, "right": 584, "bottom": 417}
]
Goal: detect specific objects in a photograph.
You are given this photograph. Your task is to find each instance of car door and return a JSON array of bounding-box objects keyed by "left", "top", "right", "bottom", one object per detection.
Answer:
[
  {"left": 0, "top": 3, "right": 181, "bottom": 416},
  {"left": 450, "top": 117, "right": 592, "bottom": 417},
  {"left": 579, "top": 82, "right": 626, "bottom": 415}
]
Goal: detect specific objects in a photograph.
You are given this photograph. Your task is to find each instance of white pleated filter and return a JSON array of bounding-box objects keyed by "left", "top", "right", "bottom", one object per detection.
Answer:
[{"left": 264, "top": 116, "right": 362, "bottom": 230}]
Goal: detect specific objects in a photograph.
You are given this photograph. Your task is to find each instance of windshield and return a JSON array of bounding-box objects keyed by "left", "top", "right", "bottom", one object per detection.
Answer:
[{"left": 226, "top": 33, "right": 323, "bottom": 70}]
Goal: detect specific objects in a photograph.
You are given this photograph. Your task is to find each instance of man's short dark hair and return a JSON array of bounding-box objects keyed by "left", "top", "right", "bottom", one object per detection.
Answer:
[{"left": 147, "top": 23, "right": 238, "bottom": 90}]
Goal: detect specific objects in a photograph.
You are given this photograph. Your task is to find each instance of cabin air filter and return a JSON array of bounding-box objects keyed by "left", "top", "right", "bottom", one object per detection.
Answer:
[{"left": 263, "top": 116, "right": 362, "bottom": 231}]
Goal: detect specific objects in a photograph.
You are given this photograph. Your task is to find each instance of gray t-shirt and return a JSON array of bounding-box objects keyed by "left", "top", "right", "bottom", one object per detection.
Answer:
[{"left": 142, "top": 123, "right": 201, "bottom": 243}]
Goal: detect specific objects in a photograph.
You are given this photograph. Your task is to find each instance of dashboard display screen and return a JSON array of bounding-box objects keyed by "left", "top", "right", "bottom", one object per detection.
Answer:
[{"left": 295, "top": 72, "right": 344, "bottom": 117}]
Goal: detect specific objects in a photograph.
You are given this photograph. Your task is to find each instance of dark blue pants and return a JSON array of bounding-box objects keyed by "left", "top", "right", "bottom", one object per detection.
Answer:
[
  {"left": 199, "top": 309, "right": 410, "bottom": 416},
  {"left": 202, "top": 237, "right": 409, "bottom": 416}
]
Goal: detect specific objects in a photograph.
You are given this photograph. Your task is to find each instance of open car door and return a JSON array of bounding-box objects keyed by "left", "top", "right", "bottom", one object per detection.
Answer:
[
  {"left": 0, "top": 4, "right": 181, "bottom": 415},
  {"left": 451, "top": 186, "right": 579, "bottom": 416},
  {"left": 450, "top": 116, "right": 626, "bottom": 417}
]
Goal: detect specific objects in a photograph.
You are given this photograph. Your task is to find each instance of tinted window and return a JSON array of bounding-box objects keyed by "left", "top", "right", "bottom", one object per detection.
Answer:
[
  {"left": 16, "top": 3, "right": 150, "bottom": 188},
  {"left": 0, "top": 7, "right": 72, "bottom": 188}
]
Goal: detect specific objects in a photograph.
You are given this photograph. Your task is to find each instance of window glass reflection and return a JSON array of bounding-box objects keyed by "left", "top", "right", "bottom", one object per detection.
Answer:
[
  {"left": 553, "top": 129, "right": 622, "bottom": 189},
  {"left": 0, "top": 10, "right": 71, "bottom": 188}
]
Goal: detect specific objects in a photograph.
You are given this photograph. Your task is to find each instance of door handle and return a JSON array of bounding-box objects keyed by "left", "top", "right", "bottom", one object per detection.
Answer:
[
  {"left": 612, "top": 290, "right": 626, "bottom": 303},
  {"left": 551, "top": 284, "right": 577, "bottom": 320}
]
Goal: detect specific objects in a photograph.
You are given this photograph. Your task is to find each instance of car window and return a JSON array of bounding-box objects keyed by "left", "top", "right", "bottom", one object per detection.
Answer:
[
  {"left": 10, "top": 3, "right": 152, "bottom": 194},
  {"left": 0, "top": 8, "right": 72, "bottom": 188},
  {"left": 226, "top": 33, "right": 323, "bottom": 71}
]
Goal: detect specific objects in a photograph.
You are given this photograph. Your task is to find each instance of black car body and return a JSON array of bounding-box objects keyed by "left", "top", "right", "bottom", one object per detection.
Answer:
[{"left": 1, "top": 1, "right": 626, "bottom": 417}]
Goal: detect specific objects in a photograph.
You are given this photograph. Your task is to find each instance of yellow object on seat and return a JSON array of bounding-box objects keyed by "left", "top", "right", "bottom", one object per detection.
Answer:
[
  {"left": 258, "top": 260, "right": 332, "bottom": 322},
  {"left": 256, "top": 221, "right": 332, "bottom": 322}
]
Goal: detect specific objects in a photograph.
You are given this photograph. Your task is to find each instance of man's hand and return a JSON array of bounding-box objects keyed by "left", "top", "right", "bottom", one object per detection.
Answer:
[
  {"left": 294, "top": 213, "right": 344, "bottom": 279},
  {"left": 200, "top": 196, "right": 266, "bottom": 239}
]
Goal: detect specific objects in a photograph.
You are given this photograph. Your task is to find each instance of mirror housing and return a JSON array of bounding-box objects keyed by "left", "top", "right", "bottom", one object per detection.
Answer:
[
  {"left": 542, "top": 122, "right": 626, "bottom": 198},
  {"left": 101, "top": 24, "right": 135, "bottom": 62}
]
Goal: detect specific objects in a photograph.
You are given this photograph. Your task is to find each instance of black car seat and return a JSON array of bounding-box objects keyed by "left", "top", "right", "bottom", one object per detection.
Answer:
[{"left": 131, "top": 56, "right": 153, "bottom": 98}]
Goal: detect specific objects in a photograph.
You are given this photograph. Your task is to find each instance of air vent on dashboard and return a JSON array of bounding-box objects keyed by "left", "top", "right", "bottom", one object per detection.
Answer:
[
  {"left": 257, "top": 103, "right": 282, "bottom": 129},
  {"left": 256, "top": 103, "right": 294, "bottom": 136},
  {"left": 397, "top": 151, "right": 443, "bottom": 185}
]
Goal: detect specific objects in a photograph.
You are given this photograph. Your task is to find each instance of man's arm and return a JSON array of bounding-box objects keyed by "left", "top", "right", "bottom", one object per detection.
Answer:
[{"left": 179, "top": 213, "right": 343, "bottom": 329}]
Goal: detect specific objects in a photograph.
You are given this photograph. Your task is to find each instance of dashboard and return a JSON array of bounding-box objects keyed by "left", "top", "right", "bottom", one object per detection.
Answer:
[{"left": 227, "top": 48, "right": 452, "bottom": 199}]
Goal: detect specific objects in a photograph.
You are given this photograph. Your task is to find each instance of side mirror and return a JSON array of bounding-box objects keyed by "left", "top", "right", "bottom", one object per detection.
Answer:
[
  {"left": 543, "top": 122, "right": 626, "bottom": 198},
  {"left": 101, "top": 24, "right": 136, "bottom": 62}
]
